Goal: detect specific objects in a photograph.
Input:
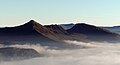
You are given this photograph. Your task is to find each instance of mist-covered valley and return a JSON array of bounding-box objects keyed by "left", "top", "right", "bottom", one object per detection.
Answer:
[{"left": 1, "top": 41, "right": 120, "bottom": 65}]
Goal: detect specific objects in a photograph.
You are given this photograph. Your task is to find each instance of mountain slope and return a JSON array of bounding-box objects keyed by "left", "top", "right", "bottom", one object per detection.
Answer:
[
  {"left": 0, "top": 20, "right": 57, "bottom": 43},
  {"left": 44, "top": 25, "right": 88, "bottom": 42},
  {"left": 0, "top": 20, "right": 71, "bottom": 49},
  {"left": 45, "top": 25, "right": 69, "bottom": 34},
  {"left": 102, "top": 26, "right": 120, "bottom": 34},
  {"left": 67, "top": 23, "right": 120, "bottom": 43},
  {"left": 0, "top": 20, "right": 82, "bottom": 49}
]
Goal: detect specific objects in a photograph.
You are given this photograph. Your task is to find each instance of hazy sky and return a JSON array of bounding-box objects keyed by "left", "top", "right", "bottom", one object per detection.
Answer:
[{"left": 0, "top": 0, "right": 120, "bottom": 27}]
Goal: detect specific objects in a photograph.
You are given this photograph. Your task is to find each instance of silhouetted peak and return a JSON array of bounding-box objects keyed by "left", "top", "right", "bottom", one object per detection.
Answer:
[
  {"left": 28, "top": 20, "right": 36, "bottom": 23},
  {"left": 68, "top": 23, "right": 116, "bottom": 35},
  {"left": 0, "top": 20, "right": 45, "bottom": 35},
  {"left": 67, "top": 23, "right": 120, "bottom": 42},
  {"left": 24, "top": 20, "right": 37, "bottom": 25},
  {"left": 75, "top": 23, "right": 92, "bottom": 26},
  {"left": 22, "top": 20, "right": 43, "bottom": 28},
  {"left": 71, "top": 23, "right": 98, "bottom": 30},
  {"left": 76, "top": 23, "right": 86, "bottom": 25}
]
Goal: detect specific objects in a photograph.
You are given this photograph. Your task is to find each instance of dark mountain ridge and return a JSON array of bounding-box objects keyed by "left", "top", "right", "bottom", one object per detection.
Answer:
[
  {"left": 0, "top": 20, "right": 82, "bottom": 49},
  {"left": 45, "top": 25, "right": 69, "bottom": 34},
  {"left": 0, "top": 20, "right": 57, "bottom": 43},
  {"left": 0, "top": 20, "right": 120, "bottom": 44},
  {"left": 67, "top": 23, "right": 120, "bottom": 42},
  {"left": 0, "top": 20, "right": 39, "bottom": 35},
  {"left": 102, "top": 26, "right": 120, "bottom": 34}
]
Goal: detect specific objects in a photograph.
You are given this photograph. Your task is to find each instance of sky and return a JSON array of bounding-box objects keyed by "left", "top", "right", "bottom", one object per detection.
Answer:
[{"left": 0, "top": 0, "right": 120, "bottom": 27}]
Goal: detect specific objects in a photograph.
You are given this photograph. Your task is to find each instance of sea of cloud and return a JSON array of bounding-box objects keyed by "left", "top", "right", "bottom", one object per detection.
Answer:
[{"left": 1, "top": 41, "right": 120, "bottom": 65}]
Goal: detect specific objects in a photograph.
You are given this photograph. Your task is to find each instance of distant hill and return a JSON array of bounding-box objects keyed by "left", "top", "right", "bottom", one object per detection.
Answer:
[
  {"left": 102, "top": 26, "right": 120, "bottom": 34},
  {"left": 60, "top": 23, "right": 75, "bottom": 30},
  {"left": 67, "top": 23, "right": 120, "bottom": 43}
]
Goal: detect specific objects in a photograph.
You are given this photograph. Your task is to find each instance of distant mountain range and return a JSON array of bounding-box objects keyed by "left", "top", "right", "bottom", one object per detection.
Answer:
[
  {"left": 67, "top": 23, "right": 120, "bottom": 42},
  {"left": 60, "top": 23, "right": 75, "bottom": 30},
  {"left": 61, "top": 23, "right": 120, "bottom": 34},
  {"left": 102, "top": 26, "right": 120, "bottom": 34},
  {"left": 1, "top": 20, "right": 120, "bottom": 61},
  {"left": 0, "top": 20, "right": 120, "bottom": 46}
]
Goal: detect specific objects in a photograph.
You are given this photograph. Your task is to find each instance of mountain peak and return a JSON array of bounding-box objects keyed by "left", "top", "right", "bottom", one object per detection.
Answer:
[
  {"left": 75, "top": 23, "right": 93, "bottom": 26},
  {"left": 26, "top": 20, "right": 37, "bottom": 24},
  {"left": 29, "top": 20, "right": 36, "bottom": 23},
  {"left": 0, "top": 20, "right": 44, "bottom": 35},
  {"left": 68, "top": 23, "right": 108, "bottom": 34},
  {"left": 22, "top": 20, "right": 43, "bottom": 28},
  {"left": 76, "top": 23, "right": 87, "bottom": 25}
]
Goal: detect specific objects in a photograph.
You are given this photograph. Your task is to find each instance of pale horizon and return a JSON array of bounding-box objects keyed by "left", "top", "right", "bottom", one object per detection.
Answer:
[
  {"left": 0, "top": 19, "right": 119, "bottom": 27},
  {"left": 0, "top": 0, "right": 120, "bottom": 27}
]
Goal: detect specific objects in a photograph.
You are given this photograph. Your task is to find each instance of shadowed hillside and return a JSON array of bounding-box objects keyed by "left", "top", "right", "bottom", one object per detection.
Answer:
[
  {"left": 0, "top": 20, "right": 120, "bottom": 47},
  {"left": 67, "top": 23, "right": 120, "bottom": 43},
  {"left": 0, "top": 20, "right": 57, "bottom": 43},
  {"left": 0, "top": 20, "right": 83, "bottom": 49},
  {"left": 0, "top": 47, "right": 41, "bottom": 61}
]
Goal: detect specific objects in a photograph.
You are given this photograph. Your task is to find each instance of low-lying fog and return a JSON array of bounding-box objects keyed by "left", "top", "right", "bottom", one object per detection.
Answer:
[{"left": 1, "top": 41, "right": 120, "bottom": 65}]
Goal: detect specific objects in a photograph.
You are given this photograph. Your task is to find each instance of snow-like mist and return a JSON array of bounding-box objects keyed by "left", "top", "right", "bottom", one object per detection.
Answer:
[{"left": 1, "top": 41, "right": 120, "bottom": 65}]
